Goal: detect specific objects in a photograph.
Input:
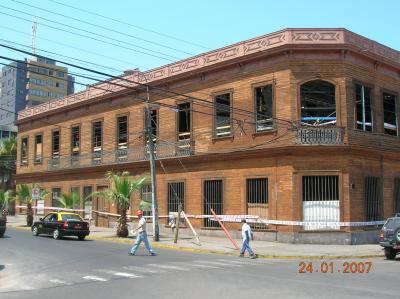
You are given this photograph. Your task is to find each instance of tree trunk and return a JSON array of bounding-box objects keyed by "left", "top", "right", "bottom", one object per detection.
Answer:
[
  {"left": 27, "top": 202, "right": 33, "bottom": 227},
  {"left": 117, "top": 209, "right": 128, "bottom": 238}
]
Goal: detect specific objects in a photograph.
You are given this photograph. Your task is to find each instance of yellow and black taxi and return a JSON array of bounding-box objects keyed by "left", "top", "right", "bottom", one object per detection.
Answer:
[{"left": 32, "top": 212, "right": 90, "bottom": 240}]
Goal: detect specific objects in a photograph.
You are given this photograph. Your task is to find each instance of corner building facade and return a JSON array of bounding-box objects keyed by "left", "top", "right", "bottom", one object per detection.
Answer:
[{"left": 16, "top": 29, "right": 400, "bottom": 244}]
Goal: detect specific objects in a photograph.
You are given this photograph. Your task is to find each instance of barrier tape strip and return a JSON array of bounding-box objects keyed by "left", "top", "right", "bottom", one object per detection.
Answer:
[{"left": 16, "top": 206, "right": 385, "bottom": 226}]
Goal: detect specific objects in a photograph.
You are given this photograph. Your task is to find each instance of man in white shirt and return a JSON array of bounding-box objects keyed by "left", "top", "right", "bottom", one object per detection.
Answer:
[
  {"left": 239, "top": 219, "right": 257, "bottom": 259},
  {"left": 129, "top": 210, "right": 156, "bottom": 256}
]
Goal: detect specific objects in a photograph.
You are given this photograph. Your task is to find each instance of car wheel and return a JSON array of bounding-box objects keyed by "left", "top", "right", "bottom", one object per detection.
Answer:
[
  {"left": 32, "top": 226, "right": 39, "bottom": 236},
  {"left": 395, "top": 228, "right": 400, "bottom": 243},
  {"left": 384, "top": 247, "right": 396, "bottom": 260},
  {"left": 78, "top": 235, "right": 85, "bottom": 241},
  {"left": 53, "top": 229, "right": 61, "bottom": 240}
]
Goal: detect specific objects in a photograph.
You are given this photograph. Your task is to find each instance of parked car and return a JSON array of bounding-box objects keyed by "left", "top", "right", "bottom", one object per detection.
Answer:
[
  {"left": 0, "top": 218, "right": 5, "bottom": 237},
  {"left": 379, "top": 213, "right": 400, "bottom": 259},
  {"left": 32, "top": 212, "right": 90, "bottom": 240}
]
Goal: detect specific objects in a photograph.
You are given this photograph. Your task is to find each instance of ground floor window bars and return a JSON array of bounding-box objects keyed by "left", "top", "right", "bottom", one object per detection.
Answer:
[
  {"left": 168, "top": 182, "right": 185, "bottom": 213},
  {"left": 302, "top": 175, "right": 340, "bottom": 230},
  {"left": 203, "top": 180, "right": 223, "bottom": 227},
  {"left": 365, "top": 176, "right": 382, "bottom": 221},
  {"left": 246, "top": 178, "right": 268, "bottom": 230}
]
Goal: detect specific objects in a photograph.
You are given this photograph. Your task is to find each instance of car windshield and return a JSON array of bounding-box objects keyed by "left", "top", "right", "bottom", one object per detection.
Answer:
[
  {"left": 383, "top": 219, "right": 393, "bottom": 229},
  {"left": 61, "top": 214, "right": 83, "bottom": 221}
]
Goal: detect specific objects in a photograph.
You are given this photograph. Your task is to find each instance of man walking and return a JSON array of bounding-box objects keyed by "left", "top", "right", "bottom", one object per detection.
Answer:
[
  {"left": 129, "top": 210, "right": 156, "bottom": 256},
  {"left": 239, "top": 219, "right": 257, "bottom": 259}
]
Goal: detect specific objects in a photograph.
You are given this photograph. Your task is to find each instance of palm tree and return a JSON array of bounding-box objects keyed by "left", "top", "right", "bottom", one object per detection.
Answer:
[
  {"left": 57, "top": 191, "right": 84, "bottom": 211},
  {"left": 95, "top": 171, "right": 145, "bottom": 237},
  {"left": 0, "top": 190, "right": 12, "bottom": 222},
  {"left": 0, "top": 137, "right": 16, "bottom": 211},
  {"left": 16, "top": 184, "right": 48, "bottom": 226}
]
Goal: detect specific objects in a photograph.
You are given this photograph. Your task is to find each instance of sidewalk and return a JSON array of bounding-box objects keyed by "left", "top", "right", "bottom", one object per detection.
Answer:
[{"left": 6, "top": 216, "right": 384, "bottom": 259}]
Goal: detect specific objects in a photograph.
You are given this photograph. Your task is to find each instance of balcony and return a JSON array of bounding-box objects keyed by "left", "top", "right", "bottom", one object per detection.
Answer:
[
  {"left": 296, "top": 127, "right": 344, "bottom": 145},
  {"left": 47, "top": 140, "right": 194, "bottom": 171}
]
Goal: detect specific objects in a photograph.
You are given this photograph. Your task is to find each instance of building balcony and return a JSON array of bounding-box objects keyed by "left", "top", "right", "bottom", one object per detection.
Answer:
[
  {"left": 46, "top": 139, "right": 194, "bottom": 171},
  {"left": 296, "top": 126, "right": 344, "bottom": 145}
]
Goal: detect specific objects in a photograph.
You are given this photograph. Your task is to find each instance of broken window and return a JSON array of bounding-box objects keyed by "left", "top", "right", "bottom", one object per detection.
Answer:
[
  {"left": 21, "top": 137, "right": 28, "bottom": 165},
  {"left": 214, "top": 93, "right": 231, "bottom": 137},
  {"left": 52, "top": 130, "right": 60, "bottom": 160},
  {"left": 92, "top": 121, "right": 102, "bottom": 164},
  {"left": 355, "top": 84, "right": 373, "bottom": 131},
  {"left": 254, "top": 85, "right": 273, "bottom": 131},
  {"left": 168, "top": 182, "right": 185, "bottom": 213},
  {"left": 302, "top": 175, "right": 340, "bottom": 230},
  {"left": 34, "top": 134, "right": 42, "bottom": 163},
  {"left": 247, "top": 178, "right": 268, "bottom": 230},
  {"left": 301, "top": 80, "right": 336, "bottom": 126},
  {"left": 116, "top": 115, "right": 128, "bottom": 160},
  {"left": 177, "top": 102, "right": 191, "bottom": 140},
  {"left": 383, "top": 93, "right": 397, "bottom": 136},
  {"left": 203, "top": 179, "right": 223, "bottom": 227},
  {"left": 365, "top": 176, "right": 382, "bottom": 221},
  {"left": 71, "top": 125, "right": 80, "bottom": 157}
]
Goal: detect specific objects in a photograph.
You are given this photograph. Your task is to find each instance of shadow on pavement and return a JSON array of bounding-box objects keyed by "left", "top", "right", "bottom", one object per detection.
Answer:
[{"left": 0, "top": 265, "right": 4, "bottom": 272}]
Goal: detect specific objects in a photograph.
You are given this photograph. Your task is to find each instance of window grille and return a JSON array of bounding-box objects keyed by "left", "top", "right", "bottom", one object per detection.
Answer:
[
  {"left": 300, "top": 80, "right": 336, "bottom": 126},
  {"left": 302, "top": 175, "right": 340, "bottom": 230},
  {"left": 254, "top": 85, "right": 274, "bottom": 131},
  {"left": 168, "top": 182, "right": 185, "bottom": 213},
  {"left": 247, "top": 178, "right": 268, "bottom": 230},
  {"left": 214, "top": 93, "right": 231, "bottom": 137},
  {"left": 383, "top": 93, "right": 398, "bottom": 136},
  {"left": 356, "top": 84, "right": 373, "bottom": 131},
  {"left": 203, "top": 180, "right": 223, "bottom": 227},
  {"left": 364, "top": 176, "right": 382, "bottom": 221}
]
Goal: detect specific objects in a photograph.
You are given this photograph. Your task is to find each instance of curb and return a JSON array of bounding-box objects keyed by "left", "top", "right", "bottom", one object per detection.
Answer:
[
  {"left": 8, "top": 225, "right": 384, "bottom": 260},
  {"left": 87, "top": 235, "right": 384, "bottom": 260}
]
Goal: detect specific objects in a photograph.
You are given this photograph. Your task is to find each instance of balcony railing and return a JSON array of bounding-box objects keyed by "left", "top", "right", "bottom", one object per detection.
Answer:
[
  {"left": 296, "top": 127, "right": 344, "bottom": 145},
  {"left": 47, "top": 140, "right": 193, "bottom": 171}
]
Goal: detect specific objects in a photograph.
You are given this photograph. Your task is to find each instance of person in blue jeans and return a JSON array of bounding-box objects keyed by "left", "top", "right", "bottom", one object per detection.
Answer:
[
  {"left": 239, "top": 219, "right": 257, "bottom": 259},
  {"left": 129, "top": 210, "right": 156, "bottom": 256}
]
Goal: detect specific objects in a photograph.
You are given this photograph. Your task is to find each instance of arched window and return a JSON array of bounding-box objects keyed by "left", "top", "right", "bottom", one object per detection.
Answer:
[{"left": 300, "top": 80, "right": 336, "bottom": 126}]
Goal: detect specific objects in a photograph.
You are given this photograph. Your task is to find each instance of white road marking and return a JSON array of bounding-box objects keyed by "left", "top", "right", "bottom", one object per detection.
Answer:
[
  {"left": 123, "top": 265, "right": 166, "bottom": 274},
  {"left": 82, "top": 275, "right": 108, "bottom": 282},
  {"left": 112, "top": 272, "right": 141, "bottom": 278},
  {"left": 147, "top": 264, "right": 190, "bottom": 271},
  {"left": 190, "top": 263, "right": 221, "bottom": 269},
  {"left": 194, "top": 260, "right": 243, "bottom": 267},
  {"left": 49, "top": 279, "right": 69, "bottom": 285}
]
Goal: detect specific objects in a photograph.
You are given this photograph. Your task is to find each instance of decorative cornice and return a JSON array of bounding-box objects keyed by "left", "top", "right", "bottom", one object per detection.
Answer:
[{"left": 18, "top": 28, "right": 400, "bottom": 121}]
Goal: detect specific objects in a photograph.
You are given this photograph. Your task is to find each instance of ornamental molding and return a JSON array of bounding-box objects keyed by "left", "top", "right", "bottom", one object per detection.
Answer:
[{"left": 18, "top": 28, "right": 400, "bottom": 121}]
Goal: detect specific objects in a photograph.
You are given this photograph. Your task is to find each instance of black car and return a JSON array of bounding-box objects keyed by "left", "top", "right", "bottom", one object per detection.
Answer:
[
  {"left": 0, "top": 218, "right": 5, "bottom": 237},
  {"left": 32, "top": 212, "right": 90, "bottom": 240},
  {"left": 379, "top": 213, "right": 400, "bottom": 259}
]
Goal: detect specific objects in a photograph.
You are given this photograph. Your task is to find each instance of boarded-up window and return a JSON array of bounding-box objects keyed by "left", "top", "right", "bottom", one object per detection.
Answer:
[
  {"left": 247, "top": 178, "right": 268, "bottom": 230},
  {"left": 203, "top": 180, "right": 223, "bottom": 227},
  {"left": 364, "top": 176, "right": 382, "bottom": 221},
  {"left": 168, "top": 182, "right": 185, "bottom": 213},
  {"left": 302, "top": 175, "right": 340, "bottom": 230}
]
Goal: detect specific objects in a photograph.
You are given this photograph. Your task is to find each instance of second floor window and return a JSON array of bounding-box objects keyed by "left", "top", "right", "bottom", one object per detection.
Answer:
[
  {"left": 355, "top": 84, "right": 373, "bottom": 132},
  {"left": 214, "top": 93, "right": 231, "bottom": 138},
  {"left": 117, "top": 115, "right": 128, "bottom": 149},
  {"left": 383, "top": 93, "right": 397, "bottom": 136},
  {"left": 177, "top": 102, "right": 191, "bottom": 140},
  {"left": 52, "top": 130, "right": 60, "bottom": 159},
  {"left": 92, "top": 121, "right": 102, "bottom": 152},
  {"left": 21, "top": 137, "right": 28, "bottom": 165},
  {"left": 34, "top": 134, "right": 42, "bottom": 163},
  {"left": 254, "top": 85, "right": 273, "bottom": 131},
  {"left": 71, "top": 126, "right": 80, "bottom": 156}
]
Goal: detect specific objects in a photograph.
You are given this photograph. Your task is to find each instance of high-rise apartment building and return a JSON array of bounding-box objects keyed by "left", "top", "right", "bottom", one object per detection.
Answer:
[{"left": 0, "top": 57, "right": 75, "bottom": 126}]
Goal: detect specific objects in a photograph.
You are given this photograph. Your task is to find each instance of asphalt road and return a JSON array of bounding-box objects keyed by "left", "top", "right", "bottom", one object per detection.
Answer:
[{"left": 1, "top": 228, "right": 399, "bottom": 299}]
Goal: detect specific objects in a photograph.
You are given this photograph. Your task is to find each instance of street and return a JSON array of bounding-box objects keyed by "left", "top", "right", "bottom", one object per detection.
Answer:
[{"left": 1, "top": 228, "right": 399, "bottom": 299}]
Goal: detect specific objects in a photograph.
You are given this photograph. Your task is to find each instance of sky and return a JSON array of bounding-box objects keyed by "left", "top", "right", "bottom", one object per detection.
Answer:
[{"left": 0, "top": 0, "right": 399, "bottom": 92}]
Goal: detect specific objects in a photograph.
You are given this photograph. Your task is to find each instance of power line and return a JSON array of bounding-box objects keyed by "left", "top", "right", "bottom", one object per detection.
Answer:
[
  {"left": 0, "top": 9, "right": 178, "bottom": 62},
  {"left": 10, "top": 0, "right": 196, "bottom": 57},
  {"left": 46, "top": 0, "right": 211, "bottom": 51}
]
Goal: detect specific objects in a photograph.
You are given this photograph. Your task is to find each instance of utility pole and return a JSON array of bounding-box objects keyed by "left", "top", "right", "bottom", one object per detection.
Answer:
[{"left": 145, "top": 86, "right": 160, "bottom": 241}]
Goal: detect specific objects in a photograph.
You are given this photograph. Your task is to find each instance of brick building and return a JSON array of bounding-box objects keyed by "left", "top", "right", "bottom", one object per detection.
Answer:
[{"left": 16, "top": 29, "right": 400, "bottom": 244}]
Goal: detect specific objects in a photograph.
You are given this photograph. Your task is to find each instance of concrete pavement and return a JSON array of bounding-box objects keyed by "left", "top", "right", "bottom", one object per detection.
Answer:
[{"left": 5, "top": 215, "right": 384, "bottom": 259}]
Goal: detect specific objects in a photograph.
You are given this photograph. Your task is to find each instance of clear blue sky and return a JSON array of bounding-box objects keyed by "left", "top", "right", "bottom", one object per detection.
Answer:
[{"left": 0, "top": 0, "right": 399, "bottom": 92}]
